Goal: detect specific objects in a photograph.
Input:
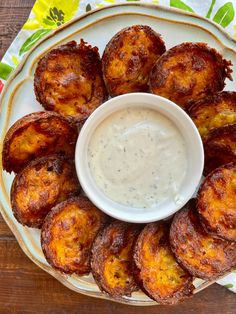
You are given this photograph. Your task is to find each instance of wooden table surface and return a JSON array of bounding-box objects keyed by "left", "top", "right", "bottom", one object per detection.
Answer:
[{"left": 0, "top": 1, "right": 235, "bottom": 313}]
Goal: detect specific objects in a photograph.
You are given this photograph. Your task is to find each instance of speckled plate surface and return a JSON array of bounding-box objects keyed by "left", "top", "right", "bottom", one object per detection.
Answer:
[{"left": 0, "top": 4, "right": 235, "bottom": 306}]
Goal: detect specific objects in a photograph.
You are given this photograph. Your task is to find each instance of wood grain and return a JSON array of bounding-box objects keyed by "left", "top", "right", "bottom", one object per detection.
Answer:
[
  {"left": 0, "top": 0, "right": 35, "bottom": 59},
  {"left": 0, "top": 1, "right": 236, "bottom": 313}
]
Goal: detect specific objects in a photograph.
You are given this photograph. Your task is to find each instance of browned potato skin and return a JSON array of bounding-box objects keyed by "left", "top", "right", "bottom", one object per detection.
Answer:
[
  {"left": 41, "top": 196, "right": 108, "bottom": 275},
  {"left": 197, "top": 163, "right": 236, "bottom": 241},
  {"left": 2, "top": 111, "right": 77, "bottom": 173},
  {"left": 189, "top": 91, "right": 236, "bottom": 139},
  {"left": 170, "top": 200, "right": 236, "bottom": 279},
  {"left": 102, "top": 25, "right": 166, "bottom": 96},
  {"left": 150, "top": 42, "right": 232, "bottom": 111},
  {"left": 91, "top": 221, "right": 142, "bottom": 299},
  {"left": 11, "top": 156, "right": 80, "bottom": 228},
  {"left": 134, "top": 222, "right": 194, "bottom": 305},
  {"left": 34, "top": 40, "right": 108, "bottom": 121},
  {"left": 203, "top": 123, "right": 236, "bottom": 175}
]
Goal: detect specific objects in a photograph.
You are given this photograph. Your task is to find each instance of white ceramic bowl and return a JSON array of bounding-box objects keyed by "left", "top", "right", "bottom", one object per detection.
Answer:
[{"left": 75, "top": 93, "right": 204, "bottom": 223}]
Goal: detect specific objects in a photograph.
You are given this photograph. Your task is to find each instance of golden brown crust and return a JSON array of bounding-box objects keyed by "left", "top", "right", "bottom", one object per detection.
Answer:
[
  {"left": 2, "top": 111, "right": 77, "bottom": 173},
  {"left": 189, "top": 91, "right": 236, "bottom": 138},
  {"left": 170, "top": 200, "right": 236, "bottom": 279},
  {"left": 133, "top": 222, "right": 194, "bottom": 305},
  {"left": 102, "top": 25, "right": 166, "bottom": 96},
  {"left": 150, "top": 42, "right": 232, "bottom": 111},
  {"left": 197, "top": 163, "right": 236, "bottom": 241},
  {"left": 41, "top": 196, "right": 108, "bottom": 275},
  {"left": 203, "top": 123, "right": 236, "bottom": 175},
  {"left": 34, "top": 40, "right": 108, "bottom": 121},
  {"left": 10, "top": 155, "right": 80, "bottom": 228},
  {"left": 91, "top": 220, "right": 142, "bottom": 299}
]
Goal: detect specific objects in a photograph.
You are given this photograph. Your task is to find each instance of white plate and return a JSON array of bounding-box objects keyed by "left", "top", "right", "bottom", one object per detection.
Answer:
[{"left": 0, "top": 3, "right": 235, "bottom": 306}]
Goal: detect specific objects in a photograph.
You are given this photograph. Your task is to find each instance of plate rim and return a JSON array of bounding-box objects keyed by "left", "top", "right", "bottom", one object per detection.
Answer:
[
  {"left": 1, "top": 2, "right": 235, "bottom": 103},
  {"left": 0, "top": 3, "right": 235, "bottom": 306}
]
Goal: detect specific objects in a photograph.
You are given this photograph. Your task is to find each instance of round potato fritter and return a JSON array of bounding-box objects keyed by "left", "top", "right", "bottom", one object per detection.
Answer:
[
  {"left": 102, "top": 25, "right": 166, "bottom": 96},
  {"left": 11, "top": 156, "right": 80, "bottom": 228},
  {"left": 197, "top": 163, "right": 236, "bottom": 242},
  {"left": 2, "top": 111, "right": 77, "bottom": 173},
  {"left": 41, "top": 196, "right": 108, "bottom": 275},
  {"left": 189, "top": 92, "right": 236, "bottom": 139},
  {"left": 91, "top": 221, "right": 142, "bottom": 299},
  {"left": 170, "top": 200, "right": 236, "bottom": 279},
  {"left": 34, "top": 40, "right": 108, "bottom": 121},
  {"left": 134, "top": 222, "right": 194, "bottom": 305},
  {"left": 203, "top": 123, "right": 236, "bottom": 175},
  {"left": 150, "top": 42, "right": 232, "bottom": 111}
]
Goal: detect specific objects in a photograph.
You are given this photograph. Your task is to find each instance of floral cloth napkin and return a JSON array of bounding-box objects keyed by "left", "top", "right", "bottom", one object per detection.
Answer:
[{"left": 0, "top": 0, "right": 235, "bottom": 292}]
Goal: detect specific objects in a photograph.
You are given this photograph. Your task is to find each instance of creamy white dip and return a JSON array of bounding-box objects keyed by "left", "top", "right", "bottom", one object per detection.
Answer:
[{"left": 87, "top": 107, "right": 187, "bottom": 208}]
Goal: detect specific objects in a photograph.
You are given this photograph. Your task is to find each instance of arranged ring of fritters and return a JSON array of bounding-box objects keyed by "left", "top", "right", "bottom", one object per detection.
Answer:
[
  {"left": 91, "top": 220, "right": 142, "bottom": 299},
  {"left": 203, "top": 123, "right": 236, "bottom": 175},
  {"left": 149, "top": 42, "right": 232, "bottom": 111},
  {"left": 102, "top": 25, "right": 166, "bottom": 96},
  {"left": 133, "top": 222, "right": 194, "bottom": 305},
  {"left": 41, "top": 196, "right": 108, "bottom": 275},
  {"left": 189, "top": 91, "right": 236, "bottom": 138},
  {"left": 170, "top": 200, "right": 236, "bottom": 279},
  {"left": 2, "top": 111, "right": 77, "bottom": 173},
  {"left": 34, "top": 40, "right": 108, "bottom": 121},
  {"left": 197, "top": 163, "right": 236, "bottom": 242},
  {"left": 11, "top": 155, "right": 80, "bottom": 228}
]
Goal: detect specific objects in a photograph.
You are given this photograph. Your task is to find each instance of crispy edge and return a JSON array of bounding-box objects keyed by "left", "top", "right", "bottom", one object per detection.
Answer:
[
  {"left": 203, "top": 123, "right": 236, "bottom": 175},
  {"left": 102, "top": 25, "right": 166, "bottom": 96},
  {"left": 189, "top": 91, "right": 236, "bottom": 116},
  {"left": 2, "top": 111, "right": 77, "bottom": 173},
  {"left": 170, "top": 200, "right": 236, "bottom": 279},
  {"left": 197, "top": 162, "right": 236, "bottom": 241},
  {"left": 34, "top": 40, "right": 108, "bottom": 119},
  {"left": 149, "top": 42, "right": 233, "bottom": 110},
  {"left": 91, "top": 220, "right": 142, "bottom": 299},
  {"left": 189, "top": 91, "right": 236, "bottom": 136},
  {"left": 41, "top": 196, "right": 108, "bottom": 275},
  {"left": 133, "top": 222, "right": 194, "bottom": 305},
  {"left": 10, "top": 155, "right": 80, "bottom": 228}
]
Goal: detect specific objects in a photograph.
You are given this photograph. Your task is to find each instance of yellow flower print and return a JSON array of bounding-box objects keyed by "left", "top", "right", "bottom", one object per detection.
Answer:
[{"left": 23, "top": 0, "right": 79, "bottom": 30}]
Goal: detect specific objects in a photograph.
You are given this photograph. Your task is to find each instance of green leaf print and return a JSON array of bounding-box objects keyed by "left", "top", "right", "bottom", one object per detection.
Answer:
[
  {"left": 19, "top": 29, "right": 51, "bottom": 56},
  {"left": 86, "top": 4, "right": 92, "bottom": 12},
  {"left": 206, "top": 0, "right": 216, "bottom": 18},
  {"left": 170, "top": 0, "right": 194, "bottom": 13},
  {"left": 213, "top": 2, "right": 235, "bottom": 28},
  {"left": 0, "top": 62, "right": 14, "bottom": 80},
  {"left": 23, "top": 1, "right": 79, "bottom": 30},
  {"left": 44, "top": 7, "right": 65, "bottom": 27},
  {"left": 42, "top": 17, "right": 55, "bottom": 26},
  {"left": 224, "top": 283, "right": 234, "bottom": 289},
  {"left": 232, "top": 269, "right": 236, "bottom": 273}
]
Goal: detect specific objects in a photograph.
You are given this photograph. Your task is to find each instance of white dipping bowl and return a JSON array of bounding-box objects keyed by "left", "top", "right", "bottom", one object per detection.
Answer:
[{"left": 75, "top": 93, "right": 204, "bottom": 223}]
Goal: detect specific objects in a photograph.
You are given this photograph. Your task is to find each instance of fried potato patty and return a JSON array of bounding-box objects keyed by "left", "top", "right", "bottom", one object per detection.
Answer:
[
  {"left": 11, "top": 156, "right": 80, "bottom": 228},
  {"left": 91, "top": 221, "right": 142, "bottom": 298},
  {"left": 102, "top": 25, "right": 166, "bottom": 96},
  {"left": 2, "top": 111, "right": 77, "bottom": 173},
  {"left": 189, "top": 92, "right": 236, "bottom": 138},
  {"left": 197, "top": 163, "right": 236, "bottom": 241},
  {"left": 150, "top": 42, "right": 232, "bottom": 111},
  {"left": 41, "top": 196, "right": 108, "bottom": 275},
  {"left": 203, "top": 123, "right": 236, "bottom": 175},
  {"left": 170, "top": 200, "right": 236, "bottom": 279},
  {"left": 134, "top": 222, "right": 194, "bottom": 305},
  {"left": 34, "top": 40, "right": 108, "bottom": 121}
]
